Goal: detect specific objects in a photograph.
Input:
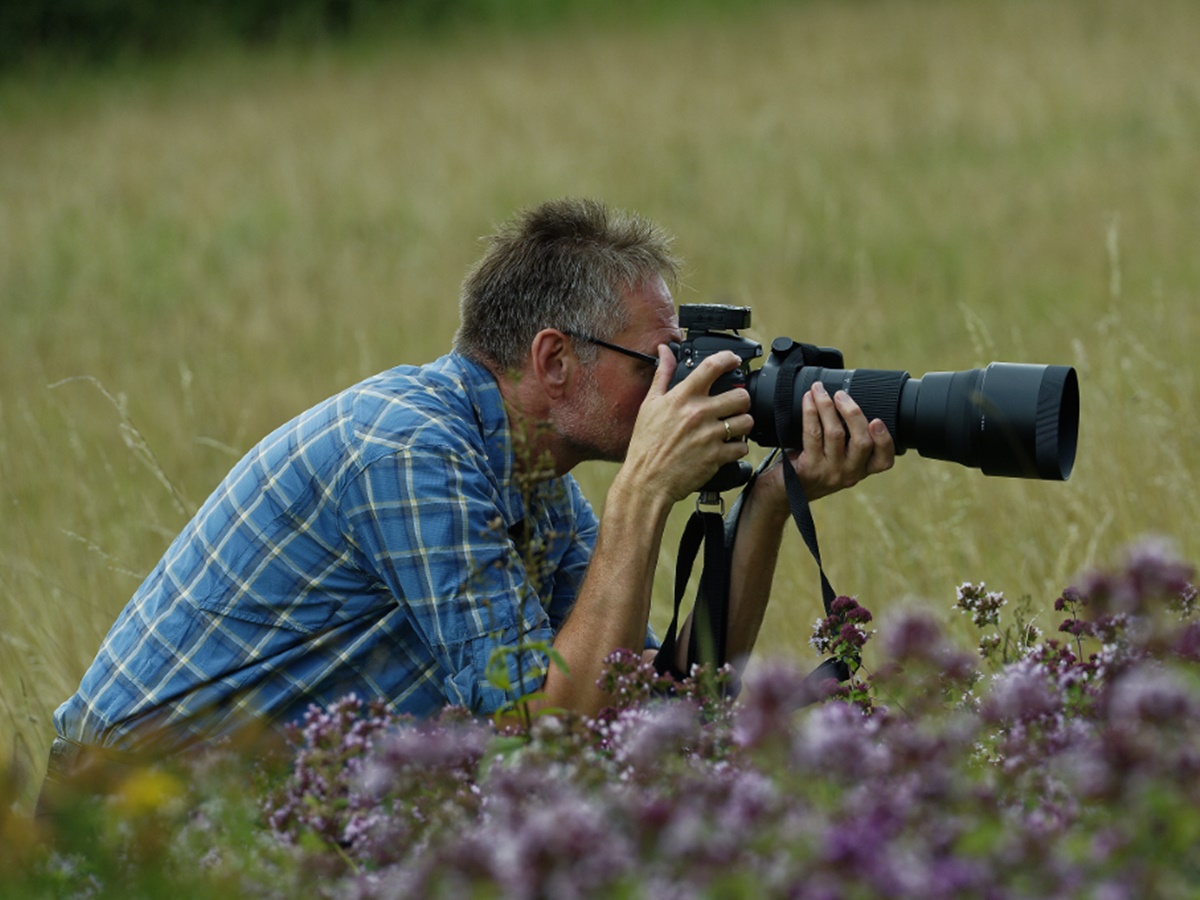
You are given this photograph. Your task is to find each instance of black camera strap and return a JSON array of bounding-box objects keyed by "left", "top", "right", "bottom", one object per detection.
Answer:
[
  {"left": 773, "top": 344, "right": 838, "bottom": 614},
  {"left": 653, "top": 485, "right": 743, "bottom": 681},
  {"left": 653, "top": 341, "right": 850, "bottom": 687},
  {"left": 773, "top": 342, "right": 852, "bottom": 686}
]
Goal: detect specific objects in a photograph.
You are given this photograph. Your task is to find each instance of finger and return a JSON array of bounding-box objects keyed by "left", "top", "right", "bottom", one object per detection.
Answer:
[
  {"left": 676, "top": 350, "right": 743, "bottom": 396},
  {"left": 718, "top": 412, "right": 754, "bottom": 443},
  {"left": 712, "top": 386, "right": 752, "bottom": 419},
  {"left": 729, "top": 411, "right": 754, "bottom": 441},
  {"left": 867, "top": 419, "right": 896, "bottom": 474},
  {"left": 800, "top": 387, "right": 824, "bottom": 459},
  {"left": 645, "top": 344, "right": 677, "bottom": 397},
  {"left": 716, "top": 424, "right": 752, "bottom": 461},
  {"left": 826, "top": 385, "right": 896, "bottom": 475},
  {"left": 811, "top": 382, "right": 846, "bottom": 459},
  {"left": 833, "top": 390, "right": 876, "bottom": 469},
  {"left": 722, "top": 436, "right": 751, "bottom": 464}
]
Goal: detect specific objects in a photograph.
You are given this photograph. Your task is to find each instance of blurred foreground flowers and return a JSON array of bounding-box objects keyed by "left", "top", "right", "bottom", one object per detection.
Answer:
[{"left": 5, "top": 537, "right": 1199, "bottom": 898}]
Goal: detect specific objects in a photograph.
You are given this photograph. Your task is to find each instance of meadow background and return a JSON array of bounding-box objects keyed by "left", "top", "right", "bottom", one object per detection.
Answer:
[{"left": 2, "top": 0, "right": 1197, "bottom": 801}]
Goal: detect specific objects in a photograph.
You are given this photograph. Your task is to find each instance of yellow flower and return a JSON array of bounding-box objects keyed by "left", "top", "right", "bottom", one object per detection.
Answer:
[{"left": 111, "top": 767, "right": 185, "bottom": 816}]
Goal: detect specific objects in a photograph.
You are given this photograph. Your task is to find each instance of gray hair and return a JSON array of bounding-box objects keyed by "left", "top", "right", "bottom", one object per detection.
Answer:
[{"left": 453, "top": 198, "right": 680, "bottom": 371}]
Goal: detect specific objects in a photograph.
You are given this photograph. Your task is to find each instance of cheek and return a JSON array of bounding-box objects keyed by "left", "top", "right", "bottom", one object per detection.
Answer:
[{"left": 619, "top": 386, "right": 650, "bottom": 423}]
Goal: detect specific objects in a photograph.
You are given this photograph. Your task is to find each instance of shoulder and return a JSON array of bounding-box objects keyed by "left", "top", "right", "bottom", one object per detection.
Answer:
[{"left": 345, "top": 353, "right": 497, "bottom": 462}]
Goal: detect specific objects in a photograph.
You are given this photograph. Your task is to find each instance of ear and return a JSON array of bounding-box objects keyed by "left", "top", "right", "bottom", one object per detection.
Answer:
[{"left": 528, "top": 329, "right": 576, "bottom": 400}]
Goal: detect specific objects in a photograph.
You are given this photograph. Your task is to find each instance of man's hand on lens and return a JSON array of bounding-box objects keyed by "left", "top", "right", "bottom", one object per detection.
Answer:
[
  {"left": 772, "top": 380, "right": 895, "bottom": 504},
  {"left": 753, "top": 381, "right": 897, "bottom": 513}
]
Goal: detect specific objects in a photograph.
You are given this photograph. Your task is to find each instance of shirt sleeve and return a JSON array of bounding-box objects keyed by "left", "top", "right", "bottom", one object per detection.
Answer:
[
  {"left": 544, "top": 478, "right": 594, "bottom": 631},
  {"left": 340, "top": 445, "right": 557, "bottom": 715}
]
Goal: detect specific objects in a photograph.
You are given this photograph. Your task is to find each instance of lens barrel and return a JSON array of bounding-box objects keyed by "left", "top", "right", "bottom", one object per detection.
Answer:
[{"left": 750, "top": 361, "right": 1079, "bottom": 481}]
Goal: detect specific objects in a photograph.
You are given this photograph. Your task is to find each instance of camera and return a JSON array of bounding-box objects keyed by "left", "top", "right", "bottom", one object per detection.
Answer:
[{"left": 668, "top": 303, "right": 1079, "bottom": 480}]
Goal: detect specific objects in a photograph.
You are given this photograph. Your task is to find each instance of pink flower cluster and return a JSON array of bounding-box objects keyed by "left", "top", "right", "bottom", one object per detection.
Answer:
[{"left": 257, "top": 539, "right": 1199, "bottom": 899}]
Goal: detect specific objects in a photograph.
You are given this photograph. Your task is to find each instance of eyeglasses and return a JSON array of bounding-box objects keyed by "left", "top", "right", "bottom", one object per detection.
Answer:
[{"left": 562, "top": 331, "right": 660, "bottom": 368}]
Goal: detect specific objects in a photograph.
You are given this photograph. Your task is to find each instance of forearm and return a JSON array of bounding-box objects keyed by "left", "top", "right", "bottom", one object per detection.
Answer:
[
  {"left": 538, "top": 472, "right": 673, "bottom": 717},
  {"left": 673, "top": 478, "right": 789, "bottom": 673},
  {"left": 725, "top": 483, "right": 790, "bottom": 663}
]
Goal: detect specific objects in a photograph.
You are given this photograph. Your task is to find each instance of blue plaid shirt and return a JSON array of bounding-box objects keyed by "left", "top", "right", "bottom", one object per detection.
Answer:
[{"left": 55, "top": 353, "right": 641, "bottom": 753}]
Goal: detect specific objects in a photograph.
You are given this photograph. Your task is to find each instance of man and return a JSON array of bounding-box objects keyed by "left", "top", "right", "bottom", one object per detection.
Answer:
[{"left": 50, "top": 198, "right": 893, "bottom": 762}]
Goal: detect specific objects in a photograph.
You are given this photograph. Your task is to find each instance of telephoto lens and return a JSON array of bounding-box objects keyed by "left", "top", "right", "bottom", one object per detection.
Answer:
[{"left": 752, "top": 359, "right": 1079, "bottom": 481}]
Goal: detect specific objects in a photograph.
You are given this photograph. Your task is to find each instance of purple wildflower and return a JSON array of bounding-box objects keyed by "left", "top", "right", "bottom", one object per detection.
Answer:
[
  {"left": 1074, "top": 536, "right": 1196, "bottom": 617},
  {"left": 955, "top": 582, "right": 1007, "bottom": 628},
  {"left": 733, "top": 659, "right": 820, "bottom": 748},
  {"left": 598, "top": 647, "right": 677, "bottom": 708},
  {"left": 608, "top": 703, "right": 702, "bottom": 772},
  {"left": 810, "top": 596, "right": 875, "bottom": 659},
  {"left": 882, "top": 611, "right": 977, "bottom": 681},
  {"left": 241, "top": 539, "right": 1200, "bottom": 900},
  {"left": 791, "top": 700, "right": 887, "bottom": 779},
  {"left": 982, "top": 659, "right": 1062, "bottom": 725},
  {"left": 1105, "top": 664, "right": 1195, "bottom": 728}
]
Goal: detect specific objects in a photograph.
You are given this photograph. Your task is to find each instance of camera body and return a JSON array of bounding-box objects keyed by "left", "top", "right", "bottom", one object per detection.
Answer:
[
  {"left": 667, "top": 304, "right": 762, "bottom": 396},
  {"left": 669, "top": 303, "right": 844, "bottom": 374},
  {"left": 668, "top": 303, "right": 1079, "bottom": 482}
]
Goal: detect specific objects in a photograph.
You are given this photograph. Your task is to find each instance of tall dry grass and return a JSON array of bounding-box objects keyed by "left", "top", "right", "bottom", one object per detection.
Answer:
[{"left": 2, "top": 0, "right": 1197, "bottom": 793}]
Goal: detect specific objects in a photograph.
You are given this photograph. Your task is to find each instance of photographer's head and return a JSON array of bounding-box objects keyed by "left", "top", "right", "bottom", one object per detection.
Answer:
[
  {"left": 454, "top": 198, "right": 680, "bottom": 372},
  {"left": 458, "top": 199, "right": 685, "bottom": 474}
]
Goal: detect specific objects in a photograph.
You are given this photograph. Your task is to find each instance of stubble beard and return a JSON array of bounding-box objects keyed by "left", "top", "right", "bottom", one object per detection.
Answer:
[{"left": 555, "top": 364, "right": 629, "bottom": 465}]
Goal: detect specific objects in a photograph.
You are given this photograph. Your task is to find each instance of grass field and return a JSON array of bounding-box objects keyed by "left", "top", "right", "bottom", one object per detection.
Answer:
[{"left": 2, "top": 0, "right": 1197, "bottom": 797}]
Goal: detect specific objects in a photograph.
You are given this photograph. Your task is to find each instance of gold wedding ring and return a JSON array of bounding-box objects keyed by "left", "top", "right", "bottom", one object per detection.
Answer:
[{"left": 723, "top": 419, "right": 733, "bottom": 442}]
